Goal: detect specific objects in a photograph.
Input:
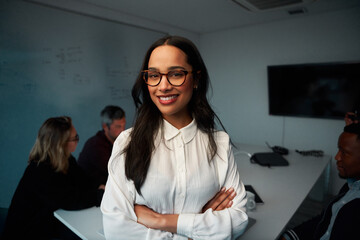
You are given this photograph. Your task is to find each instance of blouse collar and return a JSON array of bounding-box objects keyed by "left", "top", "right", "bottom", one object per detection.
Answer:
[{"left": 163, "top": 118, "right": 197, "bottom": 144}]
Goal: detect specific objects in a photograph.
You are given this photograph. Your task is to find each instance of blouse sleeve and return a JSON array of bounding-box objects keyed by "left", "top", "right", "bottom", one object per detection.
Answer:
[
  {"left": 177, "top": 135, "right": 249, "bottom": 240},
  {"left": 101, "top": 130, "right": 188, "bottom": 240}
]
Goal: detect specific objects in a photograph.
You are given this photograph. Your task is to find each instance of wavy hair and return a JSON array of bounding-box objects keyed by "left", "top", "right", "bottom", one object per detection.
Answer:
[
  {"left": 124, "top": 35, "right": 226, "bottom": 194},
  {"left": 29, "top": 116, "right": 73, "bottom": 174}
]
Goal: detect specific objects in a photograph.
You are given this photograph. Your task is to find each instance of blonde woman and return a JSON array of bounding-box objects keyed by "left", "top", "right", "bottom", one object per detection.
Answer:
[{"left": 3, "top": 116, "right": 104, "bottom": 240}]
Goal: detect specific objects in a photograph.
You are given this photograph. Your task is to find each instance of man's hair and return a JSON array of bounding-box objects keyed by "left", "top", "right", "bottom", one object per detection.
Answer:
[
  {"left": 344, "top": 123, "right": 360, "bottom": 140},
  {"left": 101, "top": 105, "right": 125, "bottom": 127}
]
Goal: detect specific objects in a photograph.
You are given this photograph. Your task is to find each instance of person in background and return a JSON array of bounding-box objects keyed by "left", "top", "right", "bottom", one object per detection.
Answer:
[
  {"left": 2, "top": 116, "right": 104, "bottom": 240},
  {"left": 78, "top": 105, "right": 126, "bottom": 186},
  {"left": 280, "top": 114, "right": 360, "bottom": 240},
  {"left": 101, "top": 35, "right": 248, "bottom": 240}
]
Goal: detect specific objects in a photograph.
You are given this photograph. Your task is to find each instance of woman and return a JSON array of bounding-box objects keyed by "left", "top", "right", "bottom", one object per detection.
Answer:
[
  {"left": 101, "top": 36, "right": 248, "bottom": 239},
  {"left": 2, "top": 116, "right": 104, "bottom": 240}
]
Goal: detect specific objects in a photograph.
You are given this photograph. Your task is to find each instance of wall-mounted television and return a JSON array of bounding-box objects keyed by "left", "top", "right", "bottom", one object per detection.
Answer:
[{"left": 268, "top": 61, "right": 360, "bottom": 120}]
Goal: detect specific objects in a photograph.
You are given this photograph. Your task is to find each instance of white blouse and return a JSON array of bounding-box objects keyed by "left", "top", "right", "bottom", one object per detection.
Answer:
[{"left": 101, "top": 119, "right": 248, "bottom": 240}]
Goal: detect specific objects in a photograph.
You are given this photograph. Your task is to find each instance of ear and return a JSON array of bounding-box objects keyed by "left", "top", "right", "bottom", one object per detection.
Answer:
[
  {"left": 102, "top": 123, "right": 108, "bottom": 130},
  {"left": 193, "top": 71, "right": 201, "bottom": 89}
]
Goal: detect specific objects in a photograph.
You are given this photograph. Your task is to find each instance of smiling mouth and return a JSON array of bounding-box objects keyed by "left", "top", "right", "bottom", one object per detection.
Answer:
[
  {"left": 158, "top": 95, "right": 178, "bottom": 104},
  {"left": 337, "top": 164, "right": 344, "bottom": 170},
  {"left": 159, "top": 95, "right": 177, "bottom": 101}
]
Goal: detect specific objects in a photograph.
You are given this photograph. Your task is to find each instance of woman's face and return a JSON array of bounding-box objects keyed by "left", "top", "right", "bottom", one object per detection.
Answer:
[
  {"left": 66, "top": 125, "right": 79, "bottom": 153},
  {"left": 147, "top": 45, "right": 195, "bottom": 127}
]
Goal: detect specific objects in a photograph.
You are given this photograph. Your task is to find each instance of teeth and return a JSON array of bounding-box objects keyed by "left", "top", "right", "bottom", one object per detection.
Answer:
[{"left": 160, "top": 95, "right": 177, "bottom": 101}]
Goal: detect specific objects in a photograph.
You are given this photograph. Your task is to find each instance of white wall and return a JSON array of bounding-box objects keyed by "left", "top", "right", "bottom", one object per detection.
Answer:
[
  {"left": 0, "top": 0, "right": 198, "bottom": 209},
  {"left": 199, "top": 8, "right": 360, "bottom": 195}
]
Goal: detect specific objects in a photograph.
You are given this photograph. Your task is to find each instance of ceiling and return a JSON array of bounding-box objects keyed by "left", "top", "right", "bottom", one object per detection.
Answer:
[{"left": 28, "top": 0, "right": 360, "bottom": 34}]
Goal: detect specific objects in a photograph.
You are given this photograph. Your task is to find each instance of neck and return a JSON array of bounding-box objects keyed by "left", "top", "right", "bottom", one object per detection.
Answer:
[
  {"left": 104, "top": 132, "right": 114, "bottom": 144},
  {"left": 163, "top": 114, "right": 193, "bottom": 129}
]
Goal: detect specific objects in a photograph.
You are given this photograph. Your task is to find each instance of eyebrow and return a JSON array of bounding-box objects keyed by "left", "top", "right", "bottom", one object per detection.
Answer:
[{"left": 148, "top": 66, "right": 186, "bottom": 71}]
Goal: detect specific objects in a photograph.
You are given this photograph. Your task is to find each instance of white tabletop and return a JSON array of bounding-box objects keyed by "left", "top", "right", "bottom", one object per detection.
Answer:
[
  {"left": 54, "top": 206, "right": 105, "bottom": 240},
  {"left": 54, "top": 143, "right": 331, "bottom": 240},
  {"left": 234, "top": 143, "right": 331, "bottom": 240}
]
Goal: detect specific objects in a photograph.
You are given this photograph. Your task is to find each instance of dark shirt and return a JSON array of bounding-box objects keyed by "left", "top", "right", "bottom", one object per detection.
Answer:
[
  {"left": 2, "top": 156, "right": 103, "bottom": 240},
  {"left": 78, "top": 130, "right": 112, "bottom": 186},
  {"left": 284, "top": 183, "right": 360, "bottom": 240}
]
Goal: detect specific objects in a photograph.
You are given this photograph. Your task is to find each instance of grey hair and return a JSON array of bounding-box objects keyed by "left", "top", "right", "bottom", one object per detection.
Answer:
[{"left": 101, "top": 105, "right": 125, "bottom": 128}]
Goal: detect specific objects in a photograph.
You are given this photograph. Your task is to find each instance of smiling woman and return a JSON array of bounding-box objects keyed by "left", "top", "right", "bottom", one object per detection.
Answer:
[
  {"left": 100, "top": 35, "right": 249, "bottom": 240},
  {"left": 145, "top": 45, "right": 195, "bottom": 128}
]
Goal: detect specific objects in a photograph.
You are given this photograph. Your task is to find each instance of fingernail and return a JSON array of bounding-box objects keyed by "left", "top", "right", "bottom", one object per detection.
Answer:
[{"left": 221, "top": 187, "right": 225, "bottom": 192}]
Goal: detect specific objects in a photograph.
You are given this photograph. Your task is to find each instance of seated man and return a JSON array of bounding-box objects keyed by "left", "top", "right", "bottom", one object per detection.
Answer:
[
  {"left": 281, "top": 120, "right": 360, "bottom": 240},
  {"left": 78, "top": 105, "right": 126, "bottom": 186}
]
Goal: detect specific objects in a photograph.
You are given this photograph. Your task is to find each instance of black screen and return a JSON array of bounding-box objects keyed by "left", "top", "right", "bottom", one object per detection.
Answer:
[{"left": 268, "top": 62, "right": 360, "bottom": 120}]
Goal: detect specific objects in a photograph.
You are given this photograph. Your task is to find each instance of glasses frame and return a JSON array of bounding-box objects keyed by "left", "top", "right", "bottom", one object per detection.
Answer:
[
  {"left": 142, "top": 70, "right": 194, "bottom": 87},
  {"left": 68, "top": 134, "right": 79, "bottom": 142}
]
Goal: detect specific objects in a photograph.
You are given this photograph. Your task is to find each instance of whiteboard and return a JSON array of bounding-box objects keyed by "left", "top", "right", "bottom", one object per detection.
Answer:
[{"left": 0, "top": 0, "right": 165, "bottom": 207}]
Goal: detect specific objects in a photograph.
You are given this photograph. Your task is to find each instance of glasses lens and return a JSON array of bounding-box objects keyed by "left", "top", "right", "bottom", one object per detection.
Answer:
[
  {"left": 168, "top": 70, "right": 186, "bottom": 86},
  {"left": 143, "top": 71, "right": 161, "bottom": 86}
]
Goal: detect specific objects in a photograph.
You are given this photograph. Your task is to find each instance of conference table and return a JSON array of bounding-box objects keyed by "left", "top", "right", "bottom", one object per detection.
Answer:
[
  {"left": 54, "top": 143, "right": 331, "bottom": 240},
  {"left": 233, "top": 143, "right": 330, "bottom": 239}
]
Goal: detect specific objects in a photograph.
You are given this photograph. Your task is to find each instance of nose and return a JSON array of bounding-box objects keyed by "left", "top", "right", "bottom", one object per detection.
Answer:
[
  {"left": 335, "top": 150, "right": 341, "bottom": 161},
  {"left": 158, "top": 75, "right": 172, "bottom": 91}
]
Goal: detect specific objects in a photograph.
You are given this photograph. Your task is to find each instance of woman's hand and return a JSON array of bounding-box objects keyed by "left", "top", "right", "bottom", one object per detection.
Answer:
[
  {"left": 202, "top": 187, "right": 236, "bottom": 213},
  {"left": 134, "top": 205, "right": 178, "bottom": 233}
]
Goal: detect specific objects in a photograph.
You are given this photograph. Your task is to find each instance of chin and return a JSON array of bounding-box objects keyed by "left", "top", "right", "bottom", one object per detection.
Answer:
[{"left": 338, "top": 173, "right": 347, "bottom": 179}]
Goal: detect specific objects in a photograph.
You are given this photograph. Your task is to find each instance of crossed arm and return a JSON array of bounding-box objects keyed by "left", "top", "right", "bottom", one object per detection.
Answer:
[{"left": 134, "top": 187, "right": 236, "bottom": 234}]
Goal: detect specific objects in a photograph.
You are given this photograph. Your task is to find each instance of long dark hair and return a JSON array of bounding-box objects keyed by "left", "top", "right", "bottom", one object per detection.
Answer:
[{"left": 124, "top": 35, "right": 226, "bottom": 194}]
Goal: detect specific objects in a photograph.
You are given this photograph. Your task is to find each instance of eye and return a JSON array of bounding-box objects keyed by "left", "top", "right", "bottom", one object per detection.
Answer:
[
  {"left": 340, "top": 149, "right": 351, "bottom": 158},
  {"left": 169, "top": 70, "right": 185, "bottom": 78},
  {"left": 148, "top": 72, "right": 160, "bottom": 79}
]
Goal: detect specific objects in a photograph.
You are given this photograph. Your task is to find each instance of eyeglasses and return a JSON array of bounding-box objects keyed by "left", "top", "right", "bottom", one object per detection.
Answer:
[
  {"left": 68, "top": 134, "right": 79, "bottom": 142},
  {"left": 142, "top": 70, "right": 193, "bottom": 86}
]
